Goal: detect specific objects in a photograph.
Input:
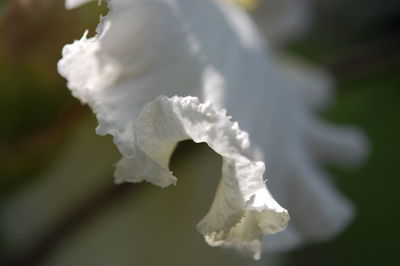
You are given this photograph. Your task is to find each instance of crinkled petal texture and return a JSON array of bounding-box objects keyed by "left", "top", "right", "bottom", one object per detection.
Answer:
[
  {"left": 115, "top": 95, "right": 288, "bottom": 259},
  {"left": 58, "top": 0, "right": 367, "bottom": 257}
]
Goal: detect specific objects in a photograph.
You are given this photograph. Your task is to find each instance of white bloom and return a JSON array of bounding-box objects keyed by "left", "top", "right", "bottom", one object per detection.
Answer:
[{"left": 58, "top": 0, "right": 367, "bottom": 259}]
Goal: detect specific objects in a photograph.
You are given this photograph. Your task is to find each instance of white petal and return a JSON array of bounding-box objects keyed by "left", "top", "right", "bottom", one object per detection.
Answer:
[{"left": 114, "top": 95, "right": 289, "bottom": 258}]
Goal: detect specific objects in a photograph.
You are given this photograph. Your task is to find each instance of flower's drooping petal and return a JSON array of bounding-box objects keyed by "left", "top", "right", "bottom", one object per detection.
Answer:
[
  {"left": 59, "top": 0, "right": 368, "bottom": 256},
  {"left": 114, "top": 95, "right": 288, "bottom": 259}
]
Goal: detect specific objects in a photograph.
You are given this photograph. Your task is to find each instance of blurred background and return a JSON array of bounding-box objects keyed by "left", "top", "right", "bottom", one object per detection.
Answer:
[{"left": 0, "top": 0, "right": 399, "bottom": 265}]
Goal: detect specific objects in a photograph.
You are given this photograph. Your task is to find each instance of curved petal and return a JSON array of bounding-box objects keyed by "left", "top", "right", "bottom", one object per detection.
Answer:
[{"left": 114, "top": 95, "right": 289, "bottom": 259}]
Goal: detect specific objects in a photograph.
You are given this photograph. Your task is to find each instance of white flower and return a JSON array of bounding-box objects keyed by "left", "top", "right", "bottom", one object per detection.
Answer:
[{"left": 58, "top": 0, "right": 367, "bottom": 259}]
